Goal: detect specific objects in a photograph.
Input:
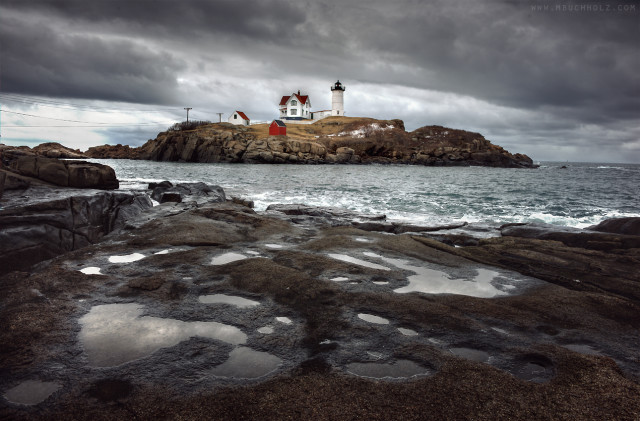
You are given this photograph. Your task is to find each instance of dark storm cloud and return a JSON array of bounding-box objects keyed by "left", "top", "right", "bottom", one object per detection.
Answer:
[
  {"left": 0, "top": 8, "right": 184, "bottom": 103},
  {"left": 1, "top": 0, "right": 637, "bottom": 161}
]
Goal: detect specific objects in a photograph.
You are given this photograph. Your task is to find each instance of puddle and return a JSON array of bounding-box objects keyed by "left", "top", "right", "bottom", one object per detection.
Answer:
[
  {"left": 257, "top": 326, "right": 274, "bottom": 334},
  {"left": 327, "top": 254, "right": 391, "bottom": 271},
  {"left": 358, "top": 313, "right": 390, "bottom": 325},
  {"left": 3, "top": 380, "right": 61, "bottom": 405},
  {"left": 108, "top": 253, "right": 145, "bottom": 263},
  {"left": 398, "top": 328, "right": 419, "bottom": 336},
  {"left": 154, "top": 249, "right": 171, "bottom": 255},
  {"left": 246, "top": 251, "right": 261, "bottom": 256},
  {"left": 264, "top": 244, "right": 284, "bottom": 249},
  {"left": 449, "top": 347, "right": 490, "bottom": 363},
  {"left": 362, "top": 253, "right": 508, "bottom": 298},
  {"left": 372, "top": 281, "right": 389, "bottom": 285},
  {"left": 346, "top": 360, "right": 431, "bottom": 380},
  {"left": 331, "top": 277, "right": 350, "bottom": 282},
  {"left": 198, "top": 294, "right": 260, "bottom": 308},
  {"left": 79, "top": 303, "right": 247, "bottom": 367},
  {"left": 563, "top": 344, "right": 602, "bottom": 356},
  {"left": 354, "top": 237, "right": 373, "bottom": 243},
  {"left": 211, "top": 252, "right": 247, "bottom": 265},
  {"left": 80, "top": 267, "right": 103, "bottom": 275},
  {"left": 210, "top": 347, "right": 282, "bottom": 379},
  {"left": 276, "top": 317, "right": 293, "bottom": 324}
]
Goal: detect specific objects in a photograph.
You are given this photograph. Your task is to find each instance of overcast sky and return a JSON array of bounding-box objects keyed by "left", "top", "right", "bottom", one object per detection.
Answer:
[{"left": 1, "top": 0, "right": 638, "bottom": 162}]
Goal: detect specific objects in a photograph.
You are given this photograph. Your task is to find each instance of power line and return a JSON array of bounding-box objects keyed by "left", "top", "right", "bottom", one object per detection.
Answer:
[
  {"left": 0, "top": 92, "right": 181, "bottom": 113},
  {"left": 2, "top": 109, "right": 173, "bottom": 125}
]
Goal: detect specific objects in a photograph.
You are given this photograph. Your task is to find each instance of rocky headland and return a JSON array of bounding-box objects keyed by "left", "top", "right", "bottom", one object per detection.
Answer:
[
  {"left": 1, "top": 174, "right": 638, "bottom": 419},
  {"left": 85, "top": 117, "right": 536, "bottom": 168}
]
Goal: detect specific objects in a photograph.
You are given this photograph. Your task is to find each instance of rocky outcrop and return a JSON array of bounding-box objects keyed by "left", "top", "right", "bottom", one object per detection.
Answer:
[
  {"left": 588, "top": 217, "right": 640, "bottom": 236},
  {"left": 0, "top": 146, "right": 118, "bottom": 189},
  {"left": 32, "top": 142, "right": 87, "bottom": 159},
  {"left": 85, "top": 143, "right": 143, "bottom": 159},
  {"left": 89, "top": 119, "right": 535, "bottom": 168},
  {"left": 0, "top": 188, "right": 152, "bottom": 275}
]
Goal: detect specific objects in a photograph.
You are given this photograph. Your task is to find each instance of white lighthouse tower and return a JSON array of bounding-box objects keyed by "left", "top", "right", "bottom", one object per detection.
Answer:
[{"left": 331, "top": 80, "right": 345, "bottom": 116}]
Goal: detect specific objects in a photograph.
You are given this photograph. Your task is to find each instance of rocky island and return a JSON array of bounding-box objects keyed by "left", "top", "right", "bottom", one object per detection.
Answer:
[
  {"left": 1, "top": 154, "right": 638, "bottom": 419},
  {"left": 84, "top": 117, "right": 536, "bottom": 168}
]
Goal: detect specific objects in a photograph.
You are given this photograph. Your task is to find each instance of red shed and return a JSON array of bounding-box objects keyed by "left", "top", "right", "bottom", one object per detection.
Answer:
[{"left": 269, "top": 120, "right": 287, "bottom": 136}]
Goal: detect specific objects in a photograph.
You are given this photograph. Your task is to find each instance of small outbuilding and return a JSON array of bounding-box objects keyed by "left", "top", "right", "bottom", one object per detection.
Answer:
[
  {"left": 228, "top": 111, "right": 250, "bottom": 126},
  {"left": 269, "top": 120, "right": 287, "bottom": 136}
]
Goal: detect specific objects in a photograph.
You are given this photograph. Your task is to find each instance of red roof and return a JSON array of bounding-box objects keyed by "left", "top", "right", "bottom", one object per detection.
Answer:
[
  {"left": 235, "top": 111, "right": 249, "bottom": 121},
  {"left": 279, "top": 93, "right": 309, "bottom": 106}
]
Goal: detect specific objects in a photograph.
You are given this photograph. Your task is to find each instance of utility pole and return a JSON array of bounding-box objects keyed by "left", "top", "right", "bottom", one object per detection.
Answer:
[
  {"left": 184, "top": 107, "right": 192, "bottom": 123},
  {"left": 216, "top": 113, "right": 223, "bottom": 123}
]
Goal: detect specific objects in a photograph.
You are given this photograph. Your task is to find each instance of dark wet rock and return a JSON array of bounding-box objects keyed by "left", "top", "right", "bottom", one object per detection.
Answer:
[
  {"left": 0, "top": 199, "right": 639, "bottom": 420},
  {"left": 0, "top": 187, "right": 152, "bottom": 275},
  {"left": 353, "top": 220, "right": 468, "bottom": 234},
  {"left": 230, "top": 196, "right": 255, "bottom": 209},
  {"left": 157, "top": 192, "right": 182, "bottom": 203},
  {"left": 1, "top": 147, "right": 118, "bottom": 189},
  {"left": 89, "top": 379, "right": 133, "bottom": 402},
  {"left": 0, "top": 171, "right": 5, "bottom": 200},
  {"left": 266, "top": 204, "right": 385, "bottom": 226},
  {"left": 588, "top": 217, "right": 640, "bottom": 236},
  {"left": 148, "top": 180, "right": 173, "bottom": 190},
  {"left": 425, "top": 223, "right": 640, "bottom": 304},
  {"left": 151, "top": 182, "right": 225, "bottom": 204},
  {"left": 500, "top": 222, "right": 640, "bottom": 250}
]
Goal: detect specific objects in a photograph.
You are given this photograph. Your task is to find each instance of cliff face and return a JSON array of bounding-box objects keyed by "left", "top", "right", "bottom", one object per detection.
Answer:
[{"left": 85, "top": 118, "right": 536, "bottom": 168}]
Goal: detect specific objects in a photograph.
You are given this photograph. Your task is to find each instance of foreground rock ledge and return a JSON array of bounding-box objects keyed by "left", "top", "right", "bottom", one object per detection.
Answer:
[{"left": 0, "top": 199, "right": 638, "bottom": 420}]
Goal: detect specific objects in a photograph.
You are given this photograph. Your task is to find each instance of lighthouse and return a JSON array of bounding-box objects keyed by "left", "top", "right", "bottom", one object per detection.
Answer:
[{"left": 331, "top": 80, "right": 345, "bottom": 116}]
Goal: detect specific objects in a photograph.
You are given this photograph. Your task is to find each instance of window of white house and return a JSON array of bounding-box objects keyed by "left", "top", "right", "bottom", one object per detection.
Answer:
[
  {"left": 291, "top": 100, "right": 297, "bottom": 106},
  {"left": 234, "top": 114, "right": 237, "bottom": 119},
  {"left": 291, "top": 109, "right": 297, "bottom": 115}
]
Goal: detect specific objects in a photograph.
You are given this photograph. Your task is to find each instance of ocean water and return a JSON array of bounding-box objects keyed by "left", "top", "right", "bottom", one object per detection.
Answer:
[{"left": 92, "top": 160, "right": 640, "bottom": 230}]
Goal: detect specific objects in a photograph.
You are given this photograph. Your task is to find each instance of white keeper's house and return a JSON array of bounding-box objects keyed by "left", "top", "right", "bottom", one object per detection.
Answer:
[
  {"left": 279, "top": 91, "right": 311, "bottom": 121},
  {"left": 277, "top": 80, "right": 345, "bottom": 122},
  {"left": 228, "top": 110, "right": 250, "bottom": 126}
]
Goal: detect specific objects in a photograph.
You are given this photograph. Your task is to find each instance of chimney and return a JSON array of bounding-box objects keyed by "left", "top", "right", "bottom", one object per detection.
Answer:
[{"left": 298, "top": 90, "right": 300, "bottom": 95}]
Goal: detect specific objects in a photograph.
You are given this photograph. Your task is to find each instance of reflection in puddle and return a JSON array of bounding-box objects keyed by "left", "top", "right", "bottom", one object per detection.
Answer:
[
  {"left": 80, "top": 267, "right": 103, "bottom": 275},
  {"left": 398, "top": 328, "right": 419, "bottom": 336},
  {"left": 449, "top": 348, "right": 490, "bottom": 363},
  {"left": 210, "top": 347, "right": 282, "bottom": 379},
  {"left": 246, "top": 251, "right": 261, "bottom": 256},
  {"left": 108, "top": 253, "right": 145, "bottom": 263},
  {"left": 198, "top": 294, "right": 260, "bottom": 308},
  {"left": 154, "top": 249, "right": 171, "bottom": 255},
  {"left": 346, "top": 360, "right": 431, "bottom": 380},
  {"left": 79, "top": 303, "right": 247, "bottom": 367},
  {"left": 276, "top": 317, "right": 292, "bottom": 324},
  {"left": 257, "top": 326, "right": 274, "bottom": 334},
  {"left": 264, "top": 244, "right": 283, "bottom": 249},
  {"left": 211, "top": 252, "right": 247, "bottom": 265},
  {"left": 3, "top": 380, "right": 61, "bottom": 405},
  {"left": 362, "top": 252, "right": 508, "bottom": 298},
  {"left": 372, "top": 281, "right": 389, "bottom": 285},
  {"left": 358, "top": 313, "right": 390, "bottom": 325},
  {"left": 327, "top": 254, "right": 391, "bottom": 271},
  {"left": 331, "top": 277, "right": 349, "bottom": 282}
]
